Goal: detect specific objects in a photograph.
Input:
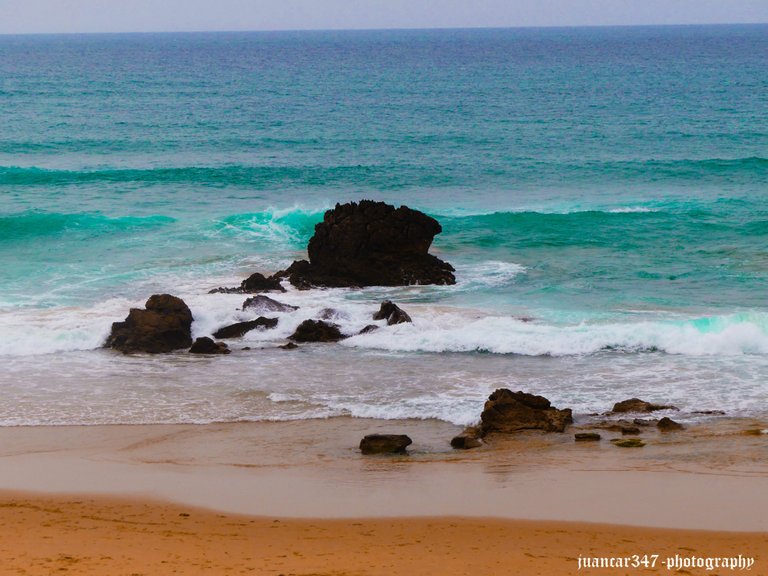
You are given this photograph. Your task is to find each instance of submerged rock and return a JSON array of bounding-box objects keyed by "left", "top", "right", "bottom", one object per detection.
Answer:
[
  {"left": 274, "top": 200, "right": 455, "bottom": 288},
  {"left": 593, "top": 418, "right": 657, "bottom": 434},
  {"left": 242, "top": 295, "right": 298, "bottom": 313},
  {"left": 574, "top": 433, "right": 601, "bottom": 442},
  {"left": 359, "top": 434, "right": 413, "bottom": 455},
  {"left": 288, "top": 319, "right": 344, "bottom": 342},
  {"left": 209, "top": 272, "right": 285, "bottom": 294},
  {"left": 611, "top": 438, "right": 645, "bottom": 448},
  {"left": 189, "top": 337, "right": 230, "bottom": 355},
  {"left": 450, "top": 434, "right": 483, "bottom": 450},
  {"left": 105, "top": 294, "right": 193, "bottom": 354},
  {"left": 279, "top": 342, "right": 299, "bottom": 350},
  {"left": 612, "top": 398, "right": 679, "bottom": 413},
  {"left": 479, "top": 389, "right": 573, "bottom": 436},
  {"left": 373, "top": 300, "right": 412, "bottom": 325},
  {"left": 212, "top": 317, "right": 278, "bottom": 339},
  {"left": 358, "top": 324, "right": 379, "bottom": 335}
]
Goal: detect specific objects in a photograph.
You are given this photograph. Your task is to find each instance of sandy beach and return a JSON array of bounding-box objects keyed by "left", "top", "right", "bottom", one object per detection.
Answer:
[
  {"left": 1, "top": 492, "right": 765, "bottom": 576},
  {"left": 0, "top": 417, "right": 765, "bottom": 574}
]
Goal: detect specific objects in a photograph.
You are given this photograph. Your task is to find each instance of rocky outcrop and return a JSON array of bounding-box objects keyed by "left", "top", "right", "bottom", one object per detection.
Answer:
[
  {"left": 189, "top": 337, "right": 230, "bottom": 355},
  {"left": 105, "top": 294, "right": 193, "bottom": 354},
  {"left": 209, "top": 272, "right": 285, "bottom": 294},
  {"left": 358, "top": 324, "right": 379, "bottom": 335},
  {"left": 373, "top": 300, "right": 412, "bottom": 325},
  {"left": 479, "top": 389, "right": 573, "bottom": 435},
  {"left": 274, "top": 200, "right": 455, "bottom": 288},
  {"left": 288, "top": 320, "right": 344, "bottom": 342},
  {"left": 612, "top": 398, "right": 679, "bottom": 413},
  {"left": 242, "top": 295, "right": 298, "bottom": 313},
  {"left": 212, "top": 317, "right": 278, "bottom": 339},
  {"left": 359, "top": 434, "right": 413, "bottom": 455}
]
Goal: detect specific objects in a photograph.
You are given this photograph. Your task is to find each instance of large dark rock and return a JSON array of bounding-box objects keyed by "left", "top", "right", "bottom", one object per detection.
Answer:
[
  {"left": 288, "top": 319, "right": 344, "bottom": 342},
  {"left": 212, "top": 317, "right": 278, "bottom": 339},
  {"left": 359, "top": 434, "right": 413, "bottom": 455},
  {"left": 612, "top": 398, "right": 679, "bottom": 413},
  {"left": 274, "top": 200, "right": 455, "bottom": 288},
  {"left": 105, "top": 294, "right": 193, "bottom": 354},
  {"left": 373, "top": 300, "right": 412, "bottom": 325},
  {"left": 657, "top": 417, "right": 685, "bottom": 431},
  {"left": 209, "top": 272, "right": 285, "bottom": 294},
  {"left": 479, "top": 389, "right": 573, "bottom": 436},
  {"left": 242, "top": 295, "right": 298, "bottom": 313},
  {"left": 189, "top": 337, "right": 230, "bottom": 355}
]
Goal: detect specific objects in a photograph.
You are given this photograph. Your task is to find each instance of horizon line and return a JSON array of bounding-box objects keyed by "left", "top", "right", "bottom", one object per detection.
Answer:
[{"left": 1, "top": 21, "right": 767, "bottom": 38}]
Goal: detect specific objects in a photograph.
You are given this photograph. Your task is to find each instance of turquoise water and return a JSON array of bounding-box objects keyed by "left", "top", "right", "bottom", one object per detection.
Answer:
[{"left": 1, "top": 26, "right": 767, "bottom": 425}]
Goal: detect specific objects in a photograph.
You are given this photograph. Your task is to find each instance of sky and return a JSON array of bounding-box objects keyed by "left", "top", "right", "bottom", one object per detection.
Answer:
[{"left": 1, "top": 0, "right": 767, "bottom": 35}]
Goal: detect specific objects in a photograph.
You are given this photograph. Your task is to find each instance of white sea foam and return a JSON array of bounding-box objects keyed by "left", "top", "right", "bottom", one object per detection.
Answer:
[
  {"left": 2, "top": 270, "right": 768, "bottom": 360},
  {"left": 453, "top": 260, "right": 526, "bottom": 289},
  {"left": 0, "top": 298, "right": 135, "bottom": 356},
  {"left": 344, "top": 311, "right": 768, "bottom": 357}
]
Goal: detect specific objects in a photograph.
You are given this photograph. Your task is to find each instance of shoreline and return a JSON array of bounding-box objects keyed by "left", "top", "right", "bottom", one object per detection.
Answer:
[{"left": 0, "top": 417, "right": 765, "bottom": 531}]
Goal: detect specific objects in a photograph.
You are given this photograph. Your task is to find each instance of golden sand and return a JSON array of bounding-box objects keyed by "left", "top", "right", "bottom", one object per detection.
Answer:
[{"left": 1, "top": 492, "right": 764, "bottom": 576}]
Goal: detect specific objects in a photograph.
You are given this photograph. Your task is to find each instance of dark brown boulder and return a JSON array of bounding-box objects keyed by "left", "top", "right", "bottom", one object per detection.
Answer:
[
  {"left": 358, "top": 324, "right": 379, "bottom": 335},
  {"left": 241, "top": 272, "right": 285, "bottom": 293},
  {"left": 479, "top": 389, "right": 573, "bottom": 436},
  {"left": 274, "top": 200, "right": 455, "bottom": 288},
  {"left": 373, "top": 300, "right": 412, "bottom": 325},
  {"left": 359, "top": 434, "right": 412, "bottom": 455},
  {"left": 657, "top": 417, "right": 685, "bottom": 431},
  {"left": 105, "top": 294, "right": 193, "bottom": 354},
  {"left": 212, "top": 317, "right": 278, "bottom": 339},
  {"left": 612, "top": 398, "right": 679, "bottom": 413},
  {"left": 242, "top": 295, "right": 298, "bottom": 313},
  {"left": 575, "top": 433, "right": 601, "bottom": 441},
  {"left": 279, "top": 342, "right": 299, "bottom": 350},
  {"left": 209, "top": 272, "right": 285, "bottom": 294},
  {"left": 189, "top": 337, "right": 230, "bottom": 355},
  {"left": 288, "top": 319, "right": 344, "bottom": 342}
]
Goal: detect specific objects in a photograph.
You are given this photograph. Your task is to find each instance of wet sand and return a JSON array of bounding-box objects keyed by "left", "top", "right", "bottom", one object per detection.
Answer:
[{"left": 0, "top": 417, "right": 766, "bottom": 574}]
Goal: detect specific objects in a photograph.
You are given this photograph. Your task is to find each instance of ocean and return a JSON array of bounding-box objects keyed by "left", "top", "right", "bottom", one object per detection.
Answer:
[{"left": 1, "top": 25, "right": 767, "bottom": 426}]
